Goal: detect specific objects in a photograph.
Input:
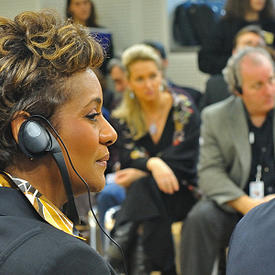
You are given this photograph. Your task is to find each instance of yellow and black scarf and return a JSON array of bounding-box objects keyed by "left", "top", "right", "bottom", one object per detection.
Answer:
[{"left": 0, "top": 172, "right": 84, "bottom": 240}]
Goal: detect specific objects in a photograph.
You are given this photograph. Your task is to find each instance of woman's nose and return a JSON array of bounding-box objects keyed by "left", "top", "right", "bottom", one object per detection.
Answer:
[{"left": 100, "top": 116, "right": 117, "bottom": 146}]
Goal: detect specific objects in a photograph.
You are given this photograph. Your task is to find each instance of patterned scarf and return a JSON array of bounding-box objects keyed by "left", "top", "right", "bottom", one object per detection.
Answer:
[{"left": 0, "top": 172, "right": 84, "bottom": 240}]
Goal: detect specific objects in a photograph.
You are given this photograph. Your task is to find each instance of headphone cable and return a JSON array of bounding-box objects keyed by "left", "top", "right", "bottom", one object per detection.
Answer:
[{"left": 31, "top": 115, "right": 128, "bottom": 275}]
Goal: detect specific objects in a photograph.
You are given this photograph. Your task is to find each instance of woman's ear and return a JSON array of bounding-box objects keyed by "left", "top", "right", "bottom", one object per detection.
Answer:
[{"left": 10, "top": 111, "right": 30, "bottom": 144}]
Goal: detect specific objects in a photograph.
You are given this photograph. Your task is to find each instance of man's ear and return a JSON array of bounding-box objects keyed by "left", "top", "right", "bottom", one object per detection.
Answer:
[{"left": 10, "top": 111, "right": 30, "bottom": 144}]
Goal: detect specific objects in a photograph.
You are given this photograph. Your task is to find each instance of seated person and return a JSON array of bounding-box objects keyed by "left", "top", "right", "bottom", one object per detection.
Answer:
[
  {"left": 107, "top": 58, "right": 128, "bottom": 94},
  {"left": 107, "top": 44, "right": 200, "bottom": 274},
  {"left": 200, "top": 24, "right": 266, "bottom": 110},
  {"left": 198, "top": 0, "right": 275, "bottom": 75},
  {"left": 0, "top": 10, "right": 117, "bottom": 274},
  {"left": 227, "top": 195, "right": 275, "bottom": 274},
  {"left": 66, "top": 0, "right": 114, "bottom": 75},
  {"left": 96, "top": 57, "right": 129, "bottom": 233},
  {"left": 181, "top": 46, "right": 275, "bottom": 275}
]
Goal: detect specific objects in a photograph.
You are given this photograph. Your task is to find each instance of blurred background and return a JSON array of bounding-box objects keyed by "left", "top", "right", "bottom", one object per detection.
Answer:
[{"left": 0, "top": 0, "right": 213, "bottom": 91}]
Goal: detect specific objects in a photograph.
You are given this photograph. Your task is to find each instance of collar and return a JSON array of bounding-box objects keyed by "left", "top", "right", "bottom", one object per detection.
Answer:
[
  {"left": 242, "top": 102, "right": 274, "bottom": 127},
  {"left": 0, "top": 172, "right": 84, "bottom": 240}
]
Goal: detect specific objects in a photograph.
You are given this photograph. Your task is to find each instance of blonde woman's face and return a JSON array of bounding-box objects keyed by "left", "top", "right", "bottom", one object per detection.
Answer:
[{"left": 128, "top": 60, "right": 163, "bottom": 103}]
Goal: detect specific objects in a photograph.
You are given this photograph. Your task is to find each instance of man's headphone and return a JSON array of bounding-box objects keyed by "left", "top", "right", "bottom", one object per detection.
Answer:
[
  {"left": 18, "top": 116, "right": 79, "bottom": 224},
  {"left": 233, "top": 70, "right": 243, "bottom": 95}
]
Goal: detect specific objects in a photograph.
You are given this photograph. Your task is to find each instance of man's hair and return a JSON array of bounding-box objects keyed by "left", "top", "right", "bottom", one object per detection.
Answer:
[
  {"left": 233, "top": 25, "right": 266, "bottom": 49},
  {"left": 107, "top": 57, "right": 126, "bottom": 74},
  {"left": 0, "top": 10, "right": 103, "bottom": 169},
  {"left": 223, "top": 47, "right": 273, "bottom": 94}
]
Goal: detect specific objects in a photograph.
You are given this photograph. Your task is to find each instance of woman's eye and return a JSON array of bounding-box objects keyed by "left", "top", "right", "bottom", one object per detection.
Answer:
[
  {"left": 86, "top": 112, "right": 101, "bottom": 121},
  {"left": 136, "top": 76, "right": 143, "bottom": 82}
]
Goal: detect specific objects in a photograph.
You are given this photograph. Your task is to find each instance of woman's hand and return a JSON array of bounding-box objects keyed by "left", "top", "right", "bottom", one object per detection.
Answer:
[
  {"left": 115, "top": 168, "right": 148, "bottom": 188},
  {"left": 146, "top": 157, "right": 179, "bottom": 194}
]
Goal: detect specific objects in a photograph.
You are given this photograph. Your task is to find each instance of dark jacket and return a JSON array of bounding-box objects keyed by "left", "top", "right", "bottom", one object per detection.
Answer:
[
  {"left": 227, "top": 198, "right": 275, "bottom": 275},
  {"left": 199, "top": 74, "right": 230, "bottom": 111},
  {"left": 111, "top": 90, "right": 200, "bottom": 271},
  {"left": 198, "top": 16, "right": 275, "bottom": 74},
  {"left": 0, "top": 187, "right": 116, "bottom": 275}
]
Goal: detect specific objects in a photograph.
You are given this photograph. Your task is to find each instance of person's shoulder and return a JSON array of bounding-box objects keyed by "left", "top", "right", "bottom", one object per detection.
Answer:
[
  {"left": 172, "top": 89, "right": 193, "bottom": 104},
  {"left": 0, "top": 215, "right": 115, "bottom": 274},
  {"left": 38, "top": 231, "right": 116, "bottom": 274},
  {"left": 202, "top": 95, "right": 235, "bottom": 117},
  {"left": 207, "top": 74, "right": 226, "bottom": 85},
  {"left": 219, "top": 16, "right": 244, "bottom": 25},
  {"left": 227, "top": 199, "right": 275, "bottom": 275},
  {"left": 235, "top": 198, "right": 275, "bottom": 234}
]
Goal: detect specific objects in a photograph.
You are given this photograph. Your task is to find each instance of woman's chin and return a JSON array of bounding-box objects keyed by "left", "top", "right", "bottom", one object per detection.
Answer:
[{"left": 90, "top": 177, "right": 106, "bottom": 193}]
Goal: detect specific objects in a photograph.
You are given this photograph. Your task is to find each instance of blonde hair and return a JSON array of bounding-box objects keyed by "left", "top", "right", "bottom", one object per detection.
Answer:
[{"left": 112, "top": 44, "right": 162, "bottom": 140}]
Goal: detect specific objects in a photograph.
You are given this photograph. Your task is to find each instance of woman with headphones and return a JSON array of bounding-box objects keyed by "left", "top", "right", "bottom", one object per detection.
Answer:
[{"left": 0, "top": 10, "right": 117, "bottom": 274}]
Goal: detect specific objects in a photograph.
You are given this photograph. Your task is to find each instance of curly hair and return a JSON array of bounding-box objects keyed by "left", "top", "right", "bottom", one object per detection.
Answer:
[
  {"left": 0, "top": 10, "right": 103, "bottom": 169},
  {"left": 224, "top": 0, "right": 275, "bottom": 20}
]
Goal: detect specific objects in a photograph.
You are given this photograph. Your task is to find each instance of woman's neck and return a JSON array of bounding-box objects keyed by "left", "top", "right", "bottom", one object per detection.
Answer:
[
  {"left": 74, "top": 18, "right": 87, "bottom": 26},
  {"left": 246, "top": 105, "right": 269, "bottom": 127},
  {"left": 245, "top": 10, "right": 260, "bottom": 22},
  {"left": 6, "top": 157, "right": 66, "bottom": 208},
  {"left": 140, "top": 91, "right": 168, "bottom": 116}
]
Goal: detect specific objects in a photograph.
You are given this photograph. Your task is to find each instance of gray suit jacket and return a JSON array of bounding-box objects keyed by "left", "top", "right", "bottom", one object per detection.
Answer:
[{"left": 198, "top": 95, "right": 275, "bottom": 212}]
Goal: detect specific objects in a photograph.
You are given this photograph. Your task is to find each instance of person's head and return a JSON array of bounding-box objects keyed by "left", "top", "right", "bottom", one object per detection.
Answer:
[
  {"left": 122, "top": 44, "right": 163, "bottom": 104},
  {"left": 224, "top": 0, "right": 275, "bottom": 20},
  {"left": 107, "top": 58, "right": 128, "bottom": 93},
  {"left": 113, "top": 44, "right": 163, "bottom": 139},
  {"left": 223, "top": 47, "right": 275, "bottom": 115},
  {"left": 143, "top": 40, "right": 168, "bottom": 70},
  {"left": 66, "top": 0, "right": 97, "bottom": 27},
  {"left": 233, "top": 25, "right": 266, "bottom": 53},
  {"left": 0, "top": 11, "right": 117, "bottom": 199}
]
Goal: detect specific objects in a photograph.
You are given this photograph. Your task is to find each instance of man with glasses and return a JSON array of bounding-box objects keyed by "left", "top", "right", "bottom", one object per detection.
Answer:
[{"left": 181, "top": 46, "right": 275, "bottom": 275}]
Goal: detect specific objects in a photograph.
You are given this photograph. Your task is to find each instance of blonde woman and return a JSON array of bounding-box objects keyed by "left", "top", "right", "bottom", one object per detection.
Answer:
[{"left": 108, "top": 44, "right": 200, "bottom": 274}]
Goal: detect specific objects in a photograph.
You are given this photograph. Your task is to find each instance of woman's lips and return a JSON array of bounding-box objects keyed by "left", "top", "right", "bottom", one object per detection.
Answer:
[{"left": 96, "top": 153, "right": 109, "bottom": 167}]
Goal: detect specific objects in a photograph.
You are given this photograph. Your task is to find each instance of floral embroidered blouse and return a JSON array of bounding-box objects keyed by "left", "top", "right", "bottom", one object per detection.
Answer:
[{"left": 113, "top": 90, "right": 201, "bottom": 183}]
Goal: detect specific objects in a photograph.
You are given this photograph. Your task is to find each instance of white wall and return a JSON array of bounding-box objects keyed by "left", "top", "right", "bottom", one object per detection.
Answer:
[
  {"left": 93, "top": 0, "right": 169, "bottom": 55},
  {"left": 0, "top": 0, "right": 65, "bottom": 19},
  {"left": 0, "top": 0, "right": 39, "bottom": 18},
  {"left": 92, "top": 0, "right": 208, "bottom": 91}
]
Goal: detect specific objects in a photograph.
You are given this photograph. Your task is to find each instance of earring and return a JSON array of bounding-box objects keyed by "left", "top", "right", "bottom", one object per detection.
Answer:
[{"left": 129, "top": 91, "right": 135, "bottom": 99}]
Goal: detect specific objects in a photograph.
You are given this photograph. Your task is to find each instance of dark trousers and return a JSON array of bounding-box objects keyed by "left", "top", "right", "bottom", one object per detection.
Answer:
[{"left": 180, "top": 199, "right": 242, "bottom": 275}]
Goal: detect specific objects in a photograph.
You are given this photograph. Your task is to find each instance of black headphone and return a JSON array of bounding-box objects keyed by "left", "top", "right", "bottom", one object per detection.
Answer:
[
  {"left": 18, "top": 116, "right": 79, "bottom": 224},
  {"left": 18, "top": 115, "right": 128, "bottom": 273}
]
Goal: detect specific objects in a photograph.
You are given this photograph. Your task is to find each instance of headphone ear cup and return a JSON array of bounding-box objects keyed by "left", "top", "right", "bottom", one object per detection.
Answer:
[
  {"left": 18, "top": 120, "right": 52, "bottom": 159},
  {"left": 235, "top": 85, "right": 243, "bottom": 94}
]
